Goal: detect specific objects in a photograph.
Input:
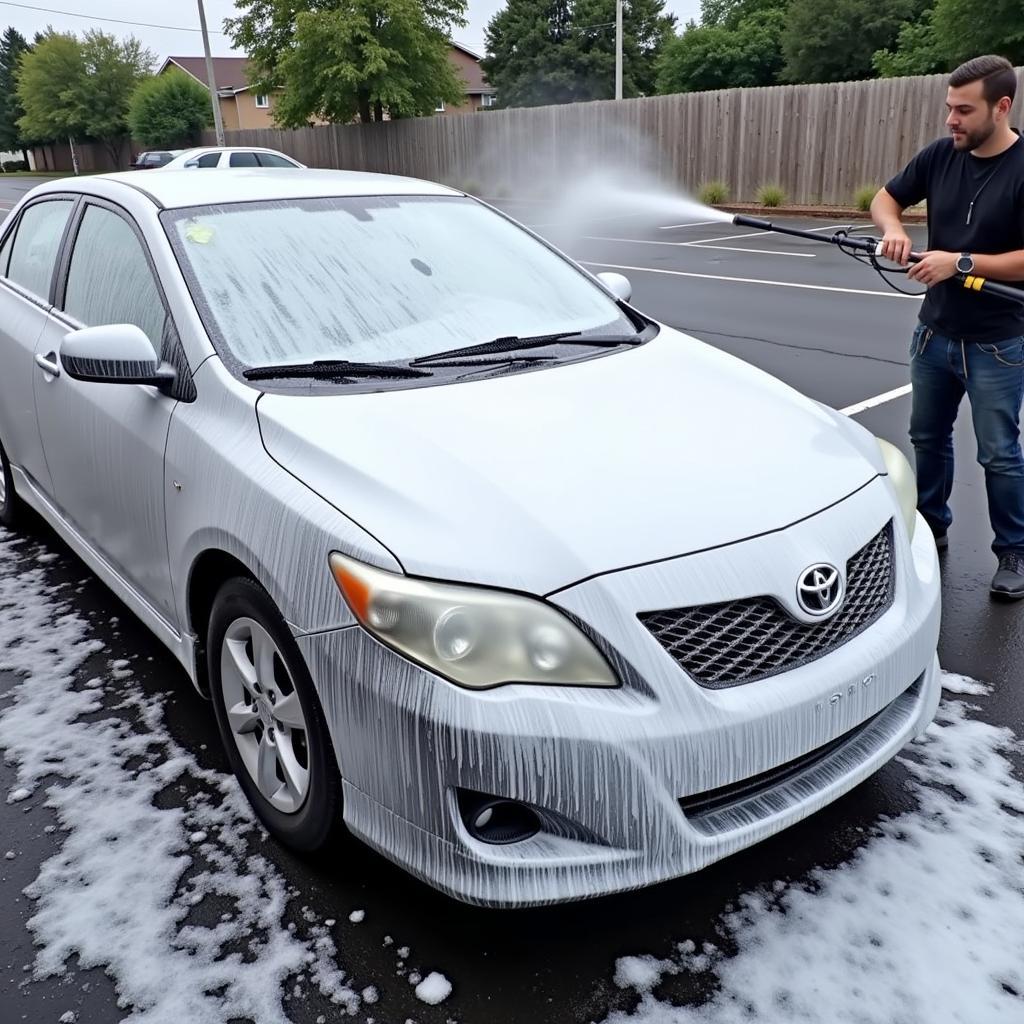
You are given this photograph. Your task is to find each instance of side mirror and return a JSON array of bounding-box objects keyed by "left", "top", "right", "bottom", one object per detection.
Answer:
[
  {"left": 184, "top": 160, "right": 199, "bottom": 168},
  {"left": 61, "top": 324, "right": 176, "bottom": 393},
  {"left": 596, "top": 271, "right": 632, "bottom": 303}
]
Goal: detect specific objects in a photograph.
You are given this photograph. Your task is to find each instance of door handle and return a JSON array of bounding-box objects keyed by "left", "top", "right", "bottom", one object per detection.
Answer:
[{"left": 35, "top": 352, "right": 60, "bottom": 377}]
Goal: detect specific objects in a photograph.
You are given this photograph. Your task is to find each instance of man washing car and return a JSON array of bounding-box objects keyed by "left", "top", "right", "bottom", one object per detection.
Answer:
[{"left": 871, "top": 55, "right": 1024, "bottom": 598}]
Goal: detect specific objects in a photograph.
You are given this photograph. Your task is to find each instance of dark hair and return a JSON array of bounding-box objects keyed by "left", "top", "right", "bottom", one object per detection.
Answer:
[{"left": 949, "top": 55, "right": 1017, "bottom": 106}]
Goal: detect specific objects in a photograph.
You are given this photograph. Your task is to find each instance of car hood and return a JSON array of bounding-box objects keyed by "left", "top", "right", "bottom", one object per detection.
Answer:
[{"left": 256, "top": 329, "right": 883, "bottom": 594}]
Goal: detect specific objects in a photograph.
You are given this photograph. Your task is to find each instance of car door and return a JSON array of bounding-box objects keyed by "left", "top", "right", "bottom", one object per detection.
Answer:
[
  {"left": 33, "top": 198, "right": 187, "bottom": 621},
  {"left": 0, "top": 196, "right": 76, "bottom": 499}
]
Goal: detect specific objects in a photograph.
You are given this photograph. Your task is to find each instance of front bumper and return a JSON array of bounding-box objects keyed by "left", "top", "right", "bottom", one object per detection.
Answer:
[{"left": 297, "top": 478, "right": 941, "bottom": 907}]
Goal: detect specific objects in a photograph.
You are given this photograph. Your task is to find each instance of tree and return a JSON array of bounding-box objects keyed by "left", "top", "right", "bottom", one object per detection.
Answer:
[
  {"left": 872, "top": 10, "right": 949, "bottom": 78},
  {"left": 931, "top": 0, "right": 1024, "bottom": 66},
  {"left": 17, "top": 31, "right": 87, "bottom": 142},
  {"left": 225, "top": 0, "right": 467, "bottom": 124},
  {"left": 781, "top": 0, "right": 923, "bottom": 83},
  {"left": 128, "top": 69, "right": 212, "bottom": 147},
  {"left": 482, "top": 0, "right": 582, "bottom": 108},
  {"left": 482, "top": 0, "right": 674, "bottom": 108},
  {"left": 568, "top": 0, "right": 675, "bottom": 98},
  {"left": 78, "top": 31, "right": 154, "bottom": 165},
  {"left": 656, "top": 6, "right": 785, "bottom": 94},
  {"left": 0, "top": 28, "right": 32, "bottom": 159},
  {"left": 17, "top": 29, "right": 153, "bottom": 167}
]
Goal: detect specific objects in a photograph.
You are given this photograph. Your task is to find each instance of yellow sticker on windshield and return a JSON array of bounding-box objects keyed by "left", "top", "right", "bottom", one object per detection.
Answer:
[{"left": 185, "top": 224, "right": 214, "bottom": 244}]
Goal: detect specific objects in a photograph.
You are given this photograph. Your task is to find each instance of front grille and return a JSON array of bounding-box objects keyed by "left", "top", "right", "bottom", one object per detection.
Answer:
[{"left": 639, "top": 521, "right": 895, "bottom": 688}]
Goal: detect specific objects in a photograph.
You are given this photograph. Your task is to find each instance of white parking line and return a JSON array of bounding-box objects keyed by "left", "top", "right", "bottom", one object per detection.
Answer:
[
  {"left": 839, "top": 384, "right": 913, "bottom": 416},
  {"left": 580, "top": 261, "right": 920, "bottom": 298},
  {"left": 583, "top": 236, "right": 814, "bottom": 258}
]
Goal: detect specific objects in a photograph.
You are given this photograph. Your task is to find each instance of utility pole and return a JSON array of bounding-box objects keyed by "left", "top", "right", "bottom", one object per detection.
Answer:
[
  {"left": 197, "top": 0, "right": 226, "bottom": 146},
  {"left": 614, "top": 0, "right": 622, "bottom": 100}
]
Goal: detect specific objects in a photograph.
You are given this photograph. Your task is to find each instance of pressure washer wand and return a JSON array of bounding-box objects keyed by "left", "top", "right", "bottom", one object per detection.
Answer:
[{"left": 732, "top": 214, "right": 1024, "bottom": 305}]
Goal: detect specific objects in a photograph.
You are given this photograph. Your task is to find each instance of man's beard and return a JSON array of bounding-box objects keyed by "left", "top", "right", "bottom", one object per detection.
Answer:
[{"left": 955, "top": 118, "right": 997, "bottom": 151}]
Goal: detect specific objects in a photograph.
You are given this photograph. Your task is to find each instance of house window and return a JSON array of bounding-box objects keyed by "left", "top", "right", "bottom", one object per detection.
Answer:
[
  {"left": 435, "top": 100, "right": 445, "bottom": 112},
  {"left": 255, "top": 94, "right": 269, "bottom": 108},
  {"left": 482, "top": 94, "right": 497, "bottom": 108}
]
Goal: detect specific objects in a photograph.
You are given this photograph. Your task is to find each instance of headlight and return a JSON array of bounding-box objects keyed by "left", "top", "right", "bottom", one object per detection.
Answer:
[
  {"left": 328, "top": 552, "right": 619, "bottom": 690},
  {"left": 876, "top": 438, "right": 917, "bottom": 540}
]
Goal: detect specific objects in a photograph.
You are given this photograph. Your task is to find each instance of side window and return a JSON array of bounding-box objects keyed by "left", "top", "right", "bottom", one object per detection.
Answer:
[
  {"left": 6, "top": 199, "right": 73, "bottom": 300},
  {"left": 63, "top": 205, "right": 166, "bottom": 349},
  {"left": 197, "top": 153, "right": 220, "bottom": 168},
  {"left": 229, "top": 151, "right": 260, "bottom": 168},
  {"left": 256, "top": 153, "right": 296, "bottom": 168},
  {"left": 0, "top": 224, "right": 12, "bottom": 277}
]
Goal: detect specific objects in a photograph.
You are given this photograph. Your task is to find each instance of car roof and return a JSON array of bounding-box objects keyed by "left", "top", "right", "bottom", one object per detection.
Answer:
[
  {"left": 30, "top": 168, "right": 464, "bottom": 210},
  {"left": 179, "top": 146, "right": 295, "bottom": 156}
]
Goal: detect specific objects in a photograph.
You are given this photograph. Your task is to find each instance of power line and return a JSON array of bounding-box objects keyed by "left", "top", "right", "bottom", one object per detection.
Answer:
[{"left": 0, "top": 0, "right": 227, "bottom": 34}]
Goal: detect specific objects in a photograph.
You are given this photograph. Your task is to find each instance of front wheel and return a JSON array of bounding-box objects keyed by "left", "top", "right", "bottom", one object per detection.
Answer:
[{"left": 207, "top": 577, "right": 344, "bottom": 852}]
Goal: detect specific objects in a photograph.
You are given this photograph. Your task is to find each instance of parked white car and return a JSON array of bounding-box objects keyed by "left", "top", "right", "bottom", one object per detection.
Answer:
[
  {"left": 161, "top": 147, "right": 304, "bottom": 170},
  {"left": 0, "top": 169, "right": 941, "bottom": 907}
]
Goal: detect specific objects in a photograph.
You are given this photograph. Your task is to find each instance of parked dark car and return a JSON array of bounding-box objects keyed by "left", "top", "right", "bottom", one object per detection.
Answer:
[{"left": 130, "top": 150, "right": 180, "bottom": 170}]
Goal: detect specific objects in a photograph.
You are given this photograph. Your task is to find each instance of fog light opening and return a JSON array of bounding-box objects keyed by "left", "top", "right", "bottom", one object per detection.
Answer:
[{"left": 458, "top": 790, "right": 541, "bottom": 845}]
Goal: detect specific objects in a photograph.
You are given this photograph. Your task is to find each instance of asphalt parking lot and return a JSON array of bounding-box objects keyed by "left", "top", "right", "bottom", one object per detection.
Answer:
[{"left": 1, "top": 177, "right": 1022, "bottom": 1023}]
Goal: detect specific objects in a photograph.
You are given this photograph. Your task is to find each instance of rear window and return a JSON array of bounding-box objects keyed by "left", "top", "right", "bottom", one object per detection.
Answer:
[
  {"left": 229, "top": 152, "right": 260, "bottom": 168},
  {"left": 256, "top": 153, "right": 297, "bottom": 168}
]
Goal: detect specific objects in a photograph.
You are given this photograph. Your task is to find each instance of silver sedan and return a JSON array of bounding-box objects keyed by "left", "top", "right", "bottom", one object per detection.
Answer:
[{"left": 0, "top": 170, "right": 941, "bottom": 906}]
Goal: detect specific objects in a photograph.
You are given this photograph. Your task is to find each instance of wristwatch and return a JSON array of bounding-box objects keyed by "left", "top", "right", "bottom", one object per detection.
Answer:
[{"left": 956, "top": 252, "right": 975, "bottom": 274}]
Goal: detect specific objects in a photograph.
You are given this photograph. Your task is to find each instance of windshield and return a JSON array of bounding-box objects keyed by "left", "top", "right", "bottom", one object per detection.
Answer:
[{"left": 162, "top": 195, "right": 634, "bottom": 369}]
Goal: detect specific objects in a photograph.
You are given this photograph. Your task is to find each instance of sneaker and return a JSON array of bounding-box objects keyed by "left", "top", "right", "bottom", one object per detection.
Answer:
[{"left": 990, "top": 552, "right": 1024, "bottom": 600}]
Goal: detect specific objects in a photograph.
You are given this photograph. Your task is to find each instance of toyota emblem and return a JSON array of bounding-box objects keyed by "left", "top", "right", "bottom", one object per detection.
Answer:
[{"left": 797, "top": 563, "right": 844, "bottom": 617}]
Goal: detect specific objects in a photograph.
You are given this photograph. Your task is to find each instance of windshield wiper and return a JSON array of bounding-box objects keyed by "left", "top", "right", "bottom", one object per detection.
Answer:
[
  {"left": 243, "top": 359, "right": 432, "bottom": 382},
  {"left": 409, "top": 331, "right": 642, "bottom": 367}
]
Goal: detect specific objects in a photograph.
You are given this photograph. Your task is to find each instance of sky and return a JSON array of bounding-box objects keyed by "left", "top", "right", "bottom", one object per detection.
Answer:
[{"left": 0, "top": 0, "right": 703, "bottom": 63}]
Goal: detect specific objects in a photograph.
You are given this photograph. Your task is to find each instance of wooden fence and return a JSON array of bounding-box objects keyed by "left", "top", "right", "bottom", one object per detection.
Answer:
[{"left": 203, "top": 67, "right": 1024, "bottom": 205}]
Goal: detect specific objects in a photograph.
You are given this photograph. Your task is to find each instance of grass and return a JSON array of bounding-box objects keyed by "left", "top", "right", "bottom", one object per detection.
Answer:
[
  {"left": 854, "top": 184, "right": 880, "bottom": 212},
  {"left": 756, "top": 183, "right": 787, "bottom": 208},
  {"left": 698, "top": 180, "right": 730, "bottom": 205}
]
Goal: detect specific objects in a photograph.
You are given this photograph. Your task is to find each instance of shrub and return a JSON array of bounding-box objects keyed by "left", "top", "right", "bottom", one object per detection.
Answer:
[
  {"left": 698, "top": 180, "right": 730, "bottom": 205},
  {"left": 2, "top": 160, "right": 29, "bottom": 173},
  {"left": 756, "top": 183, "right": 787, "bottom": 208},
  {"left": 854, "top": 184, "right": 879, "bottom": 212}
]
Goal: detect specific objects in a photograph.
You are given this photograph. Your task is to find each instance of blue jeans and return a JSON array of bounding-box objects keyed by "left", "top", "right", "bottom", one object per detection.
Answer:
[{"left": 909, "top": 324, "right": 1024, "bottom": 556}]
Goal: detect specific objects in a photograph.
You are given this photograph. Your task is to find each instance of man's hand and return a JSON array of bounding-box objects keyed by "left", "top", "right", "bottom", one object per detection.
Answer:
[
  {"left": 880, "top": 228, "right": 914, "bottom": 265},
  {"left": 907, "top": 251, "right": 958, "bottom": 287}
]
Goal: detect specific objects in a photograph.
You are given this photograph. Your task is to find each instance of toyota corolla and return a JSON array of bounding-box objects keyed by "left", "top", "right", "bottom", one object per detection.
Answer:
[{"left": 0, "top": 170, "right": 941, "bottom": 906}]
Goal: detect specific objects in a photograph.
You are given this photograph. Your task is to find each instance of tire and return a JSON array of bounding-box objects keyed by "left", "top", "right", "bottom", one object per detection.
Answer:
[
  {"left": 207, "top": 576, "right": 344, "bottom": 853},
  {"left": 0, "top": 438, "right": 22, "bottom": 530}
]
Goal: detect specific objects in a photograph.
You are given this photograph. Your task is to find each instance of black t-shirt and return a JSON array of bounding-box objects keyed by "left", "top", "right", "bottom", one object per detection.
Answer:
[{"left": 885, "top": 133, "right": 1024, "bottom": 342}]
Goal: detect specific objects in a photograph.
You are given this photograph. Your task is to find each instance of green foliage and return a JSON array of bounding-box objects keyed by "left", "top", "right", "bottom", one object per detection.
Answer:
[
  {"left": 698, "top": 179, "right": 730, "bottom": 204},
  {"left": 872, "top": 9, "right": 949, "bottom": 78},
  {"left": 1, "top": 159, "right": 28, "bottom": 171},
  {"left": 756, "top": 182, "right": 786, "bottom": 206},
  {"left": 0, "top": 27, "right": 31, "bottom": 151},
  {"left": 854, "top": 184, "right": 879, "bottom": 211},
  {"left": 482, "top": 0, "right": 675, "bottom": 108},
  {"left": 226, "top": 0, "right": 467, "bottom": 125},
  {"left": 931, "top": 0, "right": 1024, "bottom": 66},
  {"left": 17, "top": 31, "right": 87, "bottom": 140},
  {"left": 17, "top": 29, "right": 152, "bottom": 165},
  {"left": 781, "top": 0, "right": 922, "bottom": 83},
  {"left": 656, "top": 6, "right": 785, "bottom": 93},
  {"left": 128, "top": 69, "right": 212, "bottom": 146}
]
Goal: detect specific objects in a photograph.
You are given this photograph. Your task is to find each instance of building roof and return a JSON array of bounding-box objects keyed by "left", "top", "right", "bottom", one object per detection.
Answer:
[
  {"left": 162, "top": 46, "right": 492, "bottom": 97},
  {"left": 160, "top": 56, "right": 252, "bottom": 94}
]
